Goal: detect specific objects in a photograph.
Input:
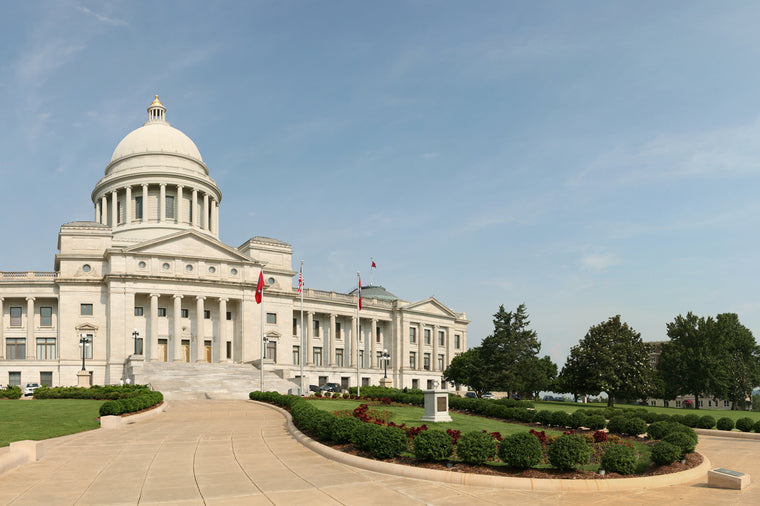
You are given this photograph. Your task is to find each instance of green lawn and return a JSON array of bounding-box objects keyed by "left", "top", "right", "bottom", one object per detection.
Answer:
[{"left": 0, "top": 399, "right": 103, "bottom": 447}]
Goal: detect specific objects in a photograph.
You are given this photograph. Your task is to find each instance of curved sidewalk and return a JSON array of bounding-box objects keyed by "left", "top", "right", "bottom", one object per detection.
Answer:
[{"left": 0, "top": 400, "right": 755, "bottom": 505}]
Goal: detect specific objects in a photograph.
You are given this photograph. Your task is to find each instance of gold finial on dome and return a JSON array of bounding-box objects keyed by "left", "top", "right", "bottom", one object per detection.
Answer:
[{"left": 147, "top": 94, "right": 167, "bottom": 122}]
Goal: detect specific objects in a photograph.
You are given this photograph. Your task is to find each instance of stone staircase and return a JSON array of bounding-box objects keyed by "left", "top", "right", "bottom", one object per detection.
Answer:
[{"left": 129, "top": 361, "right": 300, "bottom": 400}]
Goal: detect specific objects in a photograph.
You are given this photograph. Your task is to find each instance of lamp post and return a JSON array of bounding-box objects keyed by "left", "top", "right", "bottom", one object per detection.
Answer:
[
  {"left": 132, "top": 329, "right": 141, "bottom": 355},
  {"left": 380, "top": 348, "right": 391, "bottom": 379},
  {"left": 79, "top": 333, "right": 90, "bottom": 371}
]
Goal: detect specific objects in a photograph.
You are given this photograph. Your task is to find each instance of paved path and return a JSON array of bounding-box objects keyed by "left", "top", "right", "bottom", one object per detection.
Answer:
[{"left": 0, "top": 401, "right": 757, "bottom": 505}]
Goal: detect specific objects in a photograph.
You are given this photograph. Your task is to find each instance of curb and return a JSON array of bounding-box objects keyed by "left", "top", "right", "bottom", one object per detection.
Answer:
[
  {"left": 100, "top": 401, "right": 168, "bottom": 429},
  {"left": 249, "top": 400, "right": 711, "bottom": 492},
  {"left": 695, "top": 428, "right": 760, "bottom": 440}
]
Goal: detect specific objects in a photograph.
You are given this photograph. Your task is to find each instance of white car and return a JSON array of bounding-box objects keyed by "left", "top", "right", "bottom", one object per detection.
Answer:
[
  {"left": 482, "top": 392, "right": 495, "bottom": 399},
  {"left": 23, "top": 383, "right": 40, "bottom": 397}
]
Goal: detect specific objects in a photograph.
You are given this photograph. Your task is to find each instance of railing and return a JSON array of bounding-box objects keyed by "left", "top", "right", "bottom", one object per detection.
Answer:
[{"left": 0, "top": 271, "right": 58, "bottom": 280}]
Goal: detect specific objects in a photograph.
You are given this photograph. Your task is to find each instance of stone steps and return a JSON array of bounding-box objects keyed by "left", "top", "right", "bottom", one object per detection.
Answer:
[{"left": 130, "top": 361, "right": 300, "bottom": 400}]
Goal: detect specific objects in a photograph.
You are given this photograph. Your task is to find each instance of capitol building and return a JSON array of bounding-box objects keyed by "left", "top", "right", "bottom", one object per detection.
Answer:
[{"left": 0, "top": 96, "right": 469, "bottom": 397}]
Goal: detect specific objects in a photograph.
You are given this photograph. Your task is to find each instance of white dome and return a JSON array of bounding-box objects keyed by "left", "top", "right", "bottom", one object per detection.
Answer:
[{"left": 110, "top": 121, "right": 203, "bottom": 164}]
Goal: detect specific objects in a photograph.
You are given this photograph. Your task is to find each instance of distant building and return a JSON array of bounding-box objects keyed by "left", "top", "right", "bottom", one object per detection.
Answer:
[{"left": 0, "top": 96, "right": 469, "bottom": 394}]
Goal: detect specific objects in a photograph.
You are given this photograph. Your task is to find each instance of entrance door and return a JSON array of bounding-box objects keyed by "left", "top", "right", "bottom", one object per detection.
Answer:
[
  {"left": 204, "top": 340, "right": 212, "bottom": 362},
  {"left": 157, "top": 339, "right": 168, "bottom": 362},
  {"left": 181, "top": 339, "right": 190, "bottom": 362}
]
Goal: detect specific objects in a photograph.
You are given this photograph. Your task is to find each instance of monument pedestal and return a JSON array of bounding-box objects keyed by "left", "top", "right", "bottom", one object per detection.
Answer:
[
  {"left": 379, "top": 377, "right": 392, "bottom": 388},
  {"left": 421, "top": 389, "right": 452, "bottom": 422},
  {"left": 76, "top": 370, "right": 91, "bottom": 388}
]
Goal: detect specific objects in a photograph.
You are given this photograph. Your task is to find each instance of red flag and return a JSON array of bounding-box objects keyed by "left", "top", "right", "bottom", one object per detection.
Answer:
[
  {"left": 371, "top": 260, "right": 376, "bottom": 268},
  {"left": 255, "top": 270, "right": 264, "bottom": 304},
  {"left": 358, "top": 275, "right": 362, "bottom": 310},
  {"left": 298, "top": 265, "right": 303, "bottom": 293}
]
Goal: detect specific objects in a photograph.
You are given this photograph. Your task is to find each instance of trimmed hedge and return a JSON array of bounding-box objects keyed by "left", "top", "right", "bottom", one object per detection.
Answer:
[
  {"left": 34, "top": 384, "right": 149, "bottom": 400},
  {"left": 601, "top": 445, "right": 637, "bottom": 475},
  {"left": 498, "top": 432, "right": 542, "bottom": 469},
  {"left": 697, "top": 415, "right": 715, "bottom": 429},
  {"left": 413, "top": 429, "right": 454, "bottom": 461},
  {"left": 456, "top": 431, "right": 498, "bottom": 465},
  {"left": 548, "top": 435, "right": 591, "bottom": 471},
  {"left": 662, "top": 432, "right": 696, "bottom": 454},
  {"left": 716, "top": 417, "right": 735, "bottom": 431},
  {"left": 0, "top": 385, "right": 22, "bottom": 399},
  {"left": 736, "top": 417, "right": 754, "bottom": 433},
  {"left": 651, "top": 440, "right": 682, "bottom": 465},
  {"left": 99, "top": 391, "right": 163, "bottom": 416}
]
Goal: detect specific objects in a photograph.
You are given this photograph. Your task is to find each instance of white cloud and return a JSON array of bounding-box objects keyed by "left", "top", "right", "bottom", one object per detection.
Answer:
[
  {"left": 78, "top": 7, "right": 128, "bottom": 27},
  {"left": 580, "top": 252, "right": 618, "bottom": 272}
]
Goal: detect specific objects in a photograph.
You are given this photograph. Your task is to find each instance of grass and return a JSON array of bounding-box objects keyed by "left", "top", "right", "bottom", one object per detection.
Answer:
[
  {"left": 306, "top": 398, "right": 564, "bottom": 436},
  {"left": 0, "top": 399, "right": 103, "bottom": 447}
]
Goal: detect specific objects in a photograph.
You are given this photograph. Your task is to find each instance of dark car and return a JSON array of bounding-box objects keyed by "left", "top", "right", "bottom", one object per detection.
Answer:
[
  {"left": 320, "top": 383, "right": 341, "bottom": 393},
  {"left": 308, "top": 384, "right": 320, "bottom": 392},
  {"left": 464, "top": 391, "right": 477, "bottom": 398}
]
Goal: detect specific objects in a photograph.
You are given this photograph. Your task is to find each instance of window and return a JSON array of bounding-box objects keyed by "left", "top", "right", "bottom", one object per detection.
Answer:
[
  {"left": 181, "top": 309, "right": 189, "bottom": 318},
  {"left": 455, "top": 334, "right": 461, "bottom": 349},
  {"left": 9, "top": 372, "right": 21, "bottom": 387},
  {"left": 336, "top": 348, "right": 344, "bottom": 367},
  {"left": 376, "top": 326, "right": 381, "bottom": 343},
  {"left": 162, "top": 262, "right": 170, "bottom": 270},
  {"left": 82, "top": 264, "right": 91, "bottom": 272},
  {"left": 412, "top": 379, "right": 419, "bottom": 390},
  {"left": 36, "top": 338, "right": 56, "bottom": 360},
  {"left": 650, "top": 400, "right": 657, "bottom": 407},
  {"left": 409, "top": 327, "right": 416, "bottom": 343},
  {"left": 699, "top": 400, "right": 704, "bottom": 407},
  {"left": 313, "top": 320, "right": 320, "bottom": 337},
  {"left": 675, "top": 400, "right": 681, "bottom": 407},
  {"left": 40, "top": 371, "right": 52, "bottom": 387},
  {"left": 293, "top": 318, "right": 298, "bottom": 335},
  {"left": 335, "top": 321, "right": 342, "bottom": 338},
  {"left": 10, "top": 307, "right": 22, "bottom": 326},
  {"left": 409, "top": 351, "right": 416, "bottom": 369},
  {"left": 359, "top": 350, "right": 365, "bottom": 367},
  {"left": 6, "top": 338, "right": 25, "bottom": 359},
  {"left": 227, "top": 311, "right": 232, "bottom": 321},
  {"left": 314, "top": 347, "right": 323, "bottom": 366},
  {"left": 138, "top": 261, "right": 147, "bottom": 269},
  {"left": 157, "top": 308, "right": 167, "bottom": 317},
  {"left": 40, "top": 307, "right": 52, "bottom": 327},
  {"left": 166, "top": 195, "right": 175, "bottom": 219},
  {"left": 134, "top": 307, "right": 144, "bottom": 316},
  {"left": 266, "top": 313, "right": 277, "bottom": 324},
  {"left": 117, "top": 201, "right": 122, "bottom": 224},
  {"left": 80, "top": 304, "right": 93, "bottom": 316},
  {"left": 226, "top": 341, "right": 232, "bottom": 359},
  {"left": 266, "top": 341, "right": 277, "bottom": 363},
  {"left": 438, "top": 331, "right": 444, "bottom": 346},
  {"left": 318, "top": 376, "right": 328, "bottom": 387},
  {"left": 437, "top": 354, "right": 444, "bottom": 371},
  {"left": 185, "top": 264, "right": 193, "bottom": 272},
  {"left": 204, "top": 310, "right": 211, "bottom": 319},
  {"left": 423, "top": 353, "right": 431, "bottom": 370},
  {"left": 362, "top": 377, "right": 370, "bottom": 387},
  {"left": 135, "top": 196, "right": 143, "bottom": 220},
  {"left": 424, "top": 329, "right": 431, "bottom": 345},
  {"left": 292, "top": 345, "right": 300, "bottom": 365},
  {"left": 80, "top": 335, "right": 93, "bottom": 359},
  {"left": 427, "top": 379, "right": 435, "bottom": 389},
  {"left": 208, "top": 266, "right": 216, "bottom": 273},
  {"left": 724, "top": 400, "right": 730, "bottom": 407}
]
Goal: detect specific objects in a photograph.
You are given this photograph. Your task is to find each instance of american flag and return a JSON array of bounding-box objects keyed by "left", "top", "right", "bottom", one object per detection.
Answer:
[
  {"left": 298, "top": 267, "right": 303, "bottom": 293},
  {"left": 358, "top": 275, "right": 362, "bottom": 310}
]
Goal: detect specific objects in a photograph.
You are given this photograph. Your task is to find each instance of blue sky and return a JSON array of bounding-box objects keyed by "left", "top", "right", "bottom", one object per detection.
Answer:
[{"left": 2, "top": 1, "right": 760, "bottom": 368}]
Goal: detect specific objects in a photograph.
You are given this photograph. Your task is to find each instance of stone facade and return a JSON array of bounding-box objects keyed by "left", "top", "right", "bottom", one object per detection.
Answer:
[{"left": 0, "top": 96, "right": 468, "bottom": 391}]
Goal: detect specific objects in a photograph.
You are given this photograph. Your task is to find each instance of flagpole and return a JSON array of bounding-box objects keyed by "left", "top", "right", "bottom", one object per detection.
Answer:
[
  {"left": 356, "top": 271, "right": 361, "bottom": 397},
  {"left": 300, "top": 260, "right": 304, "bottom": 396},
  {"left": 260, "top": 292, "right": 264, "bottom": 391},
  {"left": 370, "top": 257, "right": 373, "bottom": 287}
]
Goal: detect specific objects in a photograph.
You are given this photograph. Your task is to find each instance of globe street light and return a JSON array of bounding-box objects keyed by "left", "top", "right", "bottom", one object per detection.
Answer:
[
  {"left": 79, "top": 334, "right": 90, "bottom": 371},
  {"left": 380, "top": 348, "right": 391, "bottom": 379}
]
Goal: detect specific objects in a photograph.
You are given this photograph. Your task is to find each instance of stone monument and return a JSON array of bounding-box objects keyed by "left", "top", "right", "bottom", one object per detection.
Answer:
[{"left": 421, "top": 381, "right": 452, "bottom": 422}]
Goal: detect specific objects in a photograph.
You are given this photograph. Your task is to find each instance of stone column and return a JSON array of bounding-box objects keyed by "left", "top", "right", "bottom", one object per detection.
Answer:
[
  {"left": 432, "top": 324, "right": 439, "bottom": 372},
  {"left": 0, "top": 297, "right": 4, "bottom": 359},
  {"left": 95, "top": 201, "right": 100, "bottom": 223},
  {"left": 111, "top": 190, "right": 118, "bottom": 227},
  {"left": 370, "top": 318, "right": 378, "bottom": 368},
  {"left": 202, "top": 193, "right": 209, "bottom": 230},
  {"left": 26, "top": 297, "right": 35, "bottom": 359},
  {"left": 142, "top": 184, "right": 149, "bottom": 221},
  {"left": 350, "top": 315, "right": 357, "bottom": 367},
  {"left": 306, "top": 311, "right": 314, "bottom": 365},
  {"left": 125, "top": 186, "right": 132, "bottom": 225},
  {"left": 218, "top": 297, "right": 227, "bottom": 363},
  {"left": 159, "top": 184, "right": 166, "bottom": 222},
  {"left": 212, "top": 199, "right": 219, "bottom": 233},
  {"left": 196, "top": 296, "right": 205, "bottom": 362},
  {"left": 101, "top": 195, "right": 108, "bottom": 224},
  {"left": 192, "top": 189, "right": 198, "bottom": 227},
  {"left": 177, "top": 185, "right": 184, "bottom": 224},
  {"left": 417, "top": 323, "right": 424, "bottom": 371},
  {"left": 328, "top": 313, "right": 336, "bottom": 366},
  {"left": 149, "top": 294, "right": 159, "bottom": 362},
  {"left": 173, "top": 295, "right": 183, "bottom": 361}
]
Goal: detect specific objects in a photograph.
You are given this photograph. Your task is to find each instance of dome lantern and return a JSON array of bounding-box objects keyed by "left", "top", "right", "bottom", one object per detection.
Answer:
[{"left": 147, "top": 95, "right": 167, "bottom": 122}]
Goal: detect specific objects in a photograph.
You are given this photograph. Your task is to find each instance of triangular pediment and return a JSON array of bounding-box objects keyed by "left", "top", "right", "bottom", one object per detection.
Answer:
[
  {"left": 402, "top": 297, "right": 459, "bottom": 319},
  {"left": 122, "top": 231, "right": 256, "bottom": 264}
]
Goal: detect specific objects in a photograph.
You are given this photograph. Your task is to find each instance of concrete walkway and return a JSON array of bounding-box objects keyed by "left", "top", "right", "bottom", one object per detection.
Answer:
[{"left": 0, "top": 400, "right": 756, "bottom": 505}]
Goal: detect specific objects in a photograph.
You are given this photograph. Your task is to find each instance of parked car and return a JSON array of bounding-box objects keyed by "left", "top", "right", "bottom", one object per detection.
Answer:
[
  {"left": 23, "top": 383, "right": 40, "bottom": 397},
  {"left": 464, "top": 391, "right": 477, "bottom": 398},
  {"left": 482, "top": 392, "right": 495, "bottom": 399},
  {"left": 308, "top": 384, "right": 321, "bottom": 392},
  {"left": 319, "top": 383, "right": 341, "bottom": 393},
  {"left": 510, "top": 393, "right": 520, "bottom": 401}
]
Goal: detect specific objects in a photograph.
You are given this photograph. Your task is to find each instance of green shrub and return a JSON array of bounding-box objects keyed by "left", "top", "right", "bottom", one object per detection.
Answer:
[
  {"left": 624, "top": 417, "right": 648, "bottom": 436},
  {"left": 99, "top": 400, "right": 121, "bottom": 416},
  {"left": 642, "top": 411, "right": 656, "bottom": 424},
  {"left": 456, "top": 431, "right": 498, "bottom": 465},
  {"left": 697, "top": 415, "right": 715, "bottom": 429},
  {"left": 669, "top": 414, "right": 683, "bottom": 425},
  {"left": 413, "top": 430, "right": 454, "bottom": 461},
  {"left": 0, "top": 385, "right": 22, "bottom": 399},
  {"left": 663, "top": 432, "right": 696, "bottom": 454},
  {"left": 366, "top": 425, "right": 408, "bottom": 459},
  {"left": 603, "top": 407, "right": 623, "bottom": 419},
  {"left": 548, "top": 435, "right": 591, "bottom": 471},
  {"left": 753, "top": 420, "right": 760, "bottom": 433},
  {"left": 330, "top": 416, "right": 363, "bottom": 444},
  {"left": 606, "top": 415, "right": 628, "bottom": 434},
  {"left": 601, "top": 445, "right": 637, "bottom": 475},
  {"left": 646, "top": 421, "right": 673, "bottom": 440},
  {"left": 351, "top": 422, "right": 377, "bottom": 451},
  {"left": 682, "top": 414, "right": 699, "bottom": 428},
  {"left": 534, "top": 410, "right": 552, "bottom": 426},
  {"left": 651, "top": 440, "right": 682, "bottom": 465},
  {"left": 716, "top": 417, "right": 734, "bottom": 431},
  {"left": 655, "top": 413, "right": 671, "bottom": 422},
  {"left": 313, "top": 411, "right": 335, "bottom": 441},
  {"left": 587, "top": 414, "right": 606, "bottom": 431},
  {"left": 498, "top": 432, "right": 542, "bottom": 469},
  {"left": 549, "top": 410, "right": 572, "bottom": 428},
  {"left": 570, "top": 411, "right": 588, "bottom": 429},
  {"left": 735, "top": 417, "right": 754, "bottom": 433}
]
